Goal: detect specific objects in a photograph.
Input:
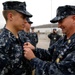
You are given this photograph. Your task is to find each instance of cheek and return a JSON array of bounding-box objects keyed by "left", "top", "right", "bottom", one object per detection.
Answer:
[
  {"left": 66, "top": 21, "right": 72, "bottom": 28},
  {"left": 29, "top": 25, "right": 31, "bottom": 28},
  {"left": 14, "top": 18, "right": 22, "bottom": 24},
  {"left": 27, "top": 26, "right": 30, "bottom": 29}
]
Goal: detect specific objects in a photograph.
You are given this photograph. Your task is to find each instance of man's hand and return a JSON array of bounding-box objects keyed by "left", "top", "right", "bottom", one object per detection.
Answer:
[
  {"left": 24, "top": 47, "right": 36, "bottom": 60},
  {"left": 23, "top": 42, "right": 35, "bottom": 50}
]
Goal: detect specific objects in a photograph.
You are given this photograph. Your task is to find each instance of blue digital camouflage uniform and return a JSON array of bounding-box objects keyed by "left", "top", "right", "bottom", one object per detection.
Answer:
[
  {"left": 0, "top": 28, "right": 32, "bottom": 75},
  {"left": 19, "top": 30, "right": 38, "bottom": 47},
  {"left": 30, "top": 33, "right": 75, "bottom": 75},
  {"left": 18, "top": 30, "right": 31, "bottom": 43},
  {"left": 28, "top": 32, "right": 38, "bottom": 47}
]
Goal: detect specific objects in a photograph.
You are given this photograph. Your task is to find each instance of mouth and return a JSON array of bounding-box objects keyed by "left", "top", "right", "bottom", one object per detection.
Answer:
[
  {"left": 61, "top": 27, "right": 64, "bottom": 30},
  {"left": 61, "top": 27, "right": 66, "bottom": 33}
]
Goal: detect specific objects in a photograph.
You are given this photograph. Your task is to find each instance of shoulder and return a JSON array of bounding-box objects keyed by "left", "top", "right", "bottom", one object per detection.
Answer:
[
  {"left": 18, "top": 30, "right": 26, "bottom": 36},
  {"left": 0, "top": 29, "right": 11, "bottom": 47}
]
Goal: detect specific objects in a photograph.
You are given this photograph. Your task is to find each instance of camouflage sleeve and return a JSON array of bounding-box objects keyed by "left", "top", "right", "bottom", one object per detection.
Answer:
[
  {"left": 34, "top": 48, "right": 51, "bottom": 61},
  {"left": 34, "top": 44, "right": 55, "bottom": 61},
  {"left": 0, "top": 38, "right": 10, "bottom": 74},
  {"left": 30, "top": 51, "right": 75, "bottom": 75}
]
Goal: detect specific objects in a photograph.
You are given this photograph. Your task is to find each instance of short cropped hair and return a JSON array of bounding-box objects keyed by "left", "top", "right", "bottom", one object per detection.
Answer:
[{"left": 2, "top": 10, "right": 18, "bottom": 21}]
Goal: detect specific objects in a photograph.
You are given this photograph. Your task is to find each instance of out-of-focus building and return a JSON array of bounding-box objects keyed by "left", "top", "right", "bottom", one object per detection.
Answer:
[{"left": 31, "top": 23, "right": 63, "bottom": 36}]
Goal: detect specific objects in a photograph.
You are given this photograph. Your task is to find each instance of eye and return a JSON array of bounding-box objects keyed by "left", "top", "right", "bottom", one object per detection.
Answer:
[
  {"left": 24, "top": 21, "right": 28, "bottom": 24},
  {"left": 22, "top": 16, "right": 26, "bottom": 19},
  {"left": 58, "top": 20, "right": 63, "bottom": 23},
  {"left": 21, "top": 14, "right": 26, "bottom": 19}
]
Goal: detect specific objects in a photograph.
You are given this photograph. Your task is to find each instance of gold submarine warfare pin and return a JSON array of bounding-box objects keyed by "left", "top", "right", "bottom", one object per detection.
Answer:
[
  {"left": 56, "top": 55, "right": 62, "bottom": 63},
  {"left": 68, "top": 39, "right": 71, "bottom": 44},
  {"left": 56, "top": 58, "right": 60, "bottom": 63}
]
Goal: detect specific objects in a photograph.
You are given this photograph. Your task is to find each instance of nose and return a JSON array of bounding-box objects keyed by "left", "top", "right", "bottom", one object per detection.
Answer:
[{"left": 24, "top": 19, "right": 27, "bottom": 24}]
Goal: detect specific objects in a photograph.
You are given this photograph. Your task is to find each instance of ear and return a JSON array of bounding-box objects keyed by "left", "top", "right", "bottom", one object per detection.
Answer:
[
  {"left": 71, "top": 15, "right": 75, "bottom": 25},
  {"left": 72, "top": 15, "right": 75, "bottom": 20},
  {"left": 7, "top": 12, "right": 13, "bottom": 21}
]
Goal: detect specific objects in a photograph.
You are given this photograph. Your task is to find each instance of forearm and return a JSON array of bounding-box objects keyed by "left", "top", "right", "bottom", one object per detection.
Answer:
[
  {"left": 33, "top": 48, "right": 51, "bottom": 61},
  {"left": 30, "top": 58, "right": 63, "bottom": 75},
  {"left": 30, "top": 51, "right": 75, "bottom": 75}
]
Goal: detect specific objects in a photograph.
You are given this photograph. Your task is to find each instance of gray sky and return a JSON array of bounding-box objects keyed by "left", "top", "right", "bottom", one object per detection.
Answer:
[{"left": 0, "top": 0, "right": 75, "bottom": 28}]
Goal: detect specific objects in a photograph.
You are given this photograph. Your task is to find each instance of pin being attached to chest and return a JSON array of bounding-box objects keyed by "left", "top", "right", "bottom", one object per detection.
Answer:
[
  {"left": 68, "top": 39, "right": 71, "bottom": 44},
  {"left": 56, "top": 54, "right": 63, "bottom": 63}
]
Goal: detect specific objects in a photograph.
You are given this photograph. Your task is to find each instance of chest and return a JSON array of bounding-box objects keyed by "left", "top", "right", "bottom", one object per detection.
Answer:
[
  {"left": 5, "top": 39, "right": 23, "bottom": 64},
  {"left": 52, "top": 39, "right": 74, "bottom": 62}
]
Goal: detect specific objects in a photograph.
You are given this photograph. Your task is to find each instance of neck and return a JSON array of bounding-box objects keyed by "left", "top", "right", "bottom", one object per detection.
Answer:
[
  {"left": 24, "top": 29, "right": 30, "bottom": 33},
  {"left": 5, "top": 25, "right": 18, "bottom": 38}
]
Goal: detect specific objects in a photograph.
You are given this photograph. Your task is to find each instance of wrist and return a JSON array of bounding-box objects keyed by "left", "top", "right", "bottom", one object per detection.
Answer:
[{"left": 30, "top": 56, "right": 36, "bottom": 61}]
